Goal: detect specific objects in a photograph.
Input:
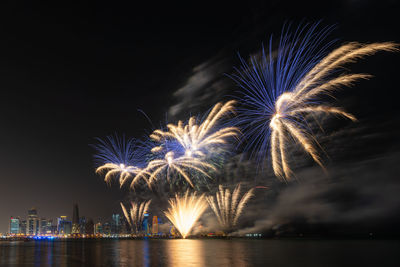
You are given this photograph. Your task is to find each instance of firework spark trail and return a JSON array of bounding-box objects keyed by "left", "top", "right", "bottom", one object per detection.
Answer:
[
  {"left": 150, "top": 101, "right": 240, "bottom": 158},
  {"left": 206, "top": 184, "right": 254, "bottom": 231},
  {"left": 133, "top": 151, "right": 216, "bottom": 188},
  {"left": 96, "top": 163, "right": 142, "bottom": 186},
  {"left": 120, "top": 200, "right": 151, "bottom": 233},
  {"left": 232, "top": 23, "right": 399, "bottom": 181},
  {"left": 140, "top": 101, "right": 239, "bottom": 188},
  {"left": 164, "top": 190, "right": 208, "bottom": 238},
  {"left": 93, "top": 135, "right": 149, "bottom": 187}
]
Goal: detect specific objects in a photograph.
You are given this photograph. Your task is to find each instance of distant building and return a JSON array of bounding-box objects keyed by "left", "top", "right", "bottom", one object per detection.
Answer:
[
  {"left": 64, "top": 221, "right": 72, "bottom": 234},
  {"left": 40, "top": 218, "right": 48, "bottom": 235},
  {"left": 72, "top": 204, "right": 80, "bottom": 234},
  {"left": 9, "top": 217, "right": 20, "bottom": 234},
  {"left": 152, "top": 216, "right": 158, "bottom": 235},
  {"left": 103, "top": 222, "right": 111, "bottom": 235},
  {"left": 19, "top": 220, "right": 27, "bottom": 235},
  {"left": 111, "top": 214, "right": 120, "bottom": 234},
  {"left": 94, "top": 222, "right": 102, "bottom": 234},
  {"left": 170, "top": 226, "right": 178, "bottom": 237},
  {"left": 46, "top": 220, "right": 53, "bottom": 235},
  {"left": 50, "top": 225, "right": 57, "bottom": 234},
  {"left": 27, "top": 208, "right": 39, "bottom": 235},
  {"left": 119, "top": 215, "right": 129, "bottom": 234},
  {"left": 57, "top": 216, "right": 72, "bottom": 235},
  {"left": 57, "top": 216, "right": 66, "bottom": 233},
  {"left": 79, "top": 217, "right": 86, "bottom": 234},
  {"left": 85, "top": 219, "right": 94, "bottom": 235},
  {"left": 142, "top": 213, "right": 149, "bottom": 234}
]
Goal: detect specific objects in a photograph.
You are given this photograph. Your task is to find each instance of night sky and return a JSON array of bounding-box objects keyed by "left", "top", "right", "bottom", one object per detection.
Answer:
[{"left": 0, "top": 1, "right": 399, "bottom": 233}]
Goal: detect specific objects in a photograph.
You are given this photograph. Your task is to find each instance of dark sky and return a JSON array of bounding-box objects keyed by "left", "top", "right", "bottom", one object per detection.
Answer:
[{"left": 0, "top": 1, "right": 399, "bottom": 233}]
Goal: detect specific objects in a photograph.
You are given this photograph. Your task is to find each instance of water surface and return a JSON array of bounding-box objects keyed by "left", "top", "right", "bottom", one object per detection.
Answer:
[{"left": 0, "top": 239, "right": 399, "bottom": 266}]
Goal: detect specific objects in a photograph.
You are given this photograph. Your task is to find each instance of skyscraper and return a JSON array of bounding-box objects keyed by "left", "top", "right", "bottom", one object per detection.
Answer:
[
  {"left": 85, "top": 218, "right": 94, "bottom": 235},
  {"left": 72, "top": 204, "right": 80, "bottom": 234},
  {"left": 27, "top": 208, "right": 39, "bottom": 235},
  {"left": 64, "top": 221, "right": 72, "bottom": 234},
  {"left": 152, "top": 216, "right": 158, "bottom": 235},
  {"left": 94, "top": 222, "right": 102, "bottom": 234},
  {"left": 46, "top": 220, "right": 53, "bottom": 235},
  {"left": 57, "top": 216, "right": 71, "bottom": 235},
  {"left": 119, "top": 215, "right": 128, "bottom": 234},
  {"left": 57, "top": 216, "right": 66, "bottom": 233},
  {"left": 79, "top": 216, "right": 86, "bottom": 234},
  {"left": 103, "top": 222, "right": 111, "bottom": 235},
  {"left": 19, "top": 220, "right": 27, "bottom": 235},
  {"left": 40, "top": 218, "right": 48, "bottom": 235},
  {"left": 9, "top": 217, "right": 20, "bottom": 234},
  {"left": 111, "top": 214, "right": 120, "bottom": 235},
  {"left": 142, "top": 213, "right": 149, "bottom": 234}
]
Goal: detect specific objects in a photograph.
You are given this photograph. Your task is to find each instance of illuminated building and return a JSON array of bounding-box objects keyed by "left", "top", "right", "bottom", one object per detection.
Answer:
[
  {"left": 50, "top": 225, "right": 57, "bottom": 234},
  {"left": 46, "top": 220, "right": 53, "bottom": 235},
  {"left": 19, "top": 220, "right": 27, "bottom": 235},
  {"left": 57, "top": 216, "right": 72, "bottom": 235},
  {"left": 119, "top": 215, "right": 128, "bottom": 234},
  {"left": 103, "top": 222, "right": 111, "bottom": 235},
  {"left": 142, "top": 213, "right": 149, "bottom": 234},
  {"left": 27, "top": 208, "right": 39, "bottom": 235},
  {"left": 111, "top": 214, "right": 120, "bottom": 234},
  {"left": 64, "top": 221, "right": 72, "bottom": 234},
  {"left": 85, "top": 219, "right": 94, "bottom": 235},
  {"left": 170, "top": 226, "right": 178, "bottom": 237},
  {"left": 9, "top": 217, "right": 20, "bottom": 234},
  {"left": 79, "top": 217, "right": 86, "bottom": 234},
  {"left": 72, "top": 204, "right": 80, "bottom": 234},
  {"left": 57, "top": 216, "right": 66, "bottom": 233},
  {"left": 40, "top": 218, "right": 48, "bottom": 235},
  {"left": 152, "top": 216, "right": 158, "bottom": 235},
  {"left": 94, "top": 222, "right": 102, "bottom": 234}
]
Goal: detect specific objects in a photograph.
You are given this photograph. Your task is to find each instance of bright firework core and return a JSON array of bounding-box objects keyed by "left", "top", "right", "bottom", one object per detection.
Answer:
[
  {"left": 164, "top": 191, "right": 208, "bottom": 238},
  {"left": 166, "top": 152, "right": 174, "bottom": 165},
  {"left": 185, "top": 150, "right": 192, "bottom": 157},
  {"left": 270, "top": 113, "right": 282, "bottom": 130}
]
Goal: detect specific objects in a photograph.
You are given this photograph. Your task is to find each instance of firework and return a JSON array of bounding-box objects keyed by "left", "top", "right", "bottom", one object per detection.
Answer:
[
  {"left": 164, "top": 190, "right": 208, "bottom": 238},
  {"left": 232, "top": 23, "right": 398, "bottom": 180},
  {"left": 150, "top": 101, "right": 239, "bottom": 158},
  {"left": 96, "top": 163, "right": 141, "bottom": 186},
  {"left": 141, "top": 101, "right": 239, "bottom": 188},
  {"left": 93, "top": 135, "right": 150, "bottom": 187},
  {"left": 133, "top": 151, "right": 216, "bottom": 188},
  {"left": 206, "top": 184, "right": 254, "bottom": 232},
  {"left": 120, "top": 200, "right": 151, "bottom": 233}
]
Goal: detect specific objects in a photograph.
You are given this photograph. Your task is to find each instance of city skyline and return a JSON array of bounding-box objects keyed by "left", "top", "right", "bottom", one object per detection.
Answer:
[
  {"left": 5, "top": 204, "right": 111, "bottom": 235},
  {"left": 4, "top": 203, "right": 168, "bottom": 237}
]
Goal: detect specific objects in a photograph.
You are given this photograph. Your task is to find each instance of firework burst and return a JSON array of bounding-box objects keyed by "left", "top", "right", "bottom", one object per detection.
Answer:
[
  {"left": 133, "top": 151, "right": 216, "bottom": 188},
  {"left": 206, "top": 184, "right": 254, "bottom": 232},
  {"left": 164, "top": 190, "right": 208, "bottom": 238},
  {"left": 142, "top": 101, "right": 239, "bottom": 188},
  {"left": 150, "top": 101, "right": 239, "bottom": 158},
  {"left": 232, "top": 23, "right": 398, "bottom": 180},
  {"left": 120, "top": 200, "right": 151, "bottom": 233},
  {"left": 93, "top": 135, "right": 146, "bottom": 186}
]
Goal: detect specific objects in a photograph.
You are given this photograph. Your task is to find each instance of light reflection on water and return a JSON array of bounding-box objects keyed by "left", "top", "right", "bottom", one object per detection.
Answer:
[
  {"left": 166, "top": 239, "right": 205, "bottom": 266},
  {"left": 0, "top": 239, "right": 399, "bottom": 267}
]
